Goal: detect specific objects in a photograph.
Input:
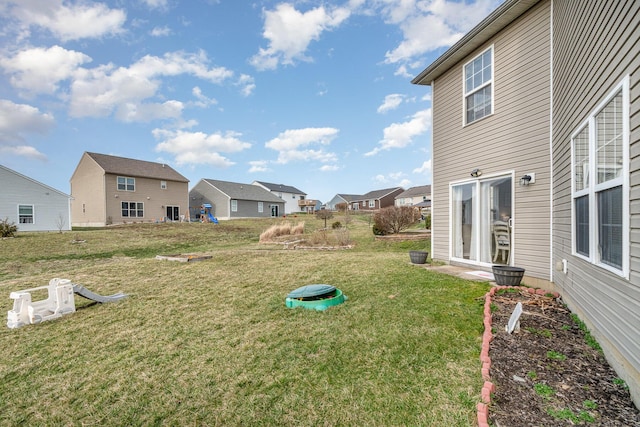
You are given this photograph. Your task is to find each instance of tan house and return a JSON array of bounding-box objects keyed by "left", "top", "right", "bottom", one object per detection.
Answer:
[
  {"left": 413, "top": 0, "right": 640, "bottom": 406},
  {"left": 70, "top": 152, "right": 189, "bottom": 227}
]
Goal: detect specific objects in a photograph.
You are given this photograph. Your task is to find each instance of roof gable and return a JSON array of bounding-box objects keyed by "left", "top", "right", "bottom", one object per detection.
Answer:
[
  {"left": 203, "top": 179, "right": 284, "bottom": 203},
  {"left": 85, "top": 152, "right": 189, "bottom": 183},
  {"left": 397, "top": 185, "right": 432, "bottom": 198},
  {"left": 360, "top": 187, "right": 403, "bottom": 200},
  {"left": 0, "top": 164, "right": 70, "bottom": 198}
]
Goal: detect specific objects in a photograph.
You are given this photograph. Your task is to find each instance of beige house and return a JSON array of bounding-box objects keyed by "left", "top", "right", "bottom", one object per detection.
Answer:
[
  {"left": 413, "top": 0, "right": 640, "bottom": 407},
  {"left": 70, "top": 152, "right": 189, "bottom": 227}
]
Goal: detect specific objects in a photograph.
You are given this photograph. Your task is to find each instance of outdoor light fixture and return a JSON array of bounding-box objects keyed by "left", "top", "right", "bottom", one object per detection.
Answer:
[
  {"left": 520, "top": 174, "right": 533, "bottom": 186},
  {"left": 470, "top": 168, "right": 482, "bottom": 178}
]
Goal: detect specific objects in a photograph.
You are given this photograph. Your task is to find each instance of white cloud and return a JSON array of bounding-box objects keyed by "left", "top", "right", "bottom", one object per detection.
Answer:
[
  {"left": 380, "top": 0, "right": 501, "bottom": 65},
  {"left": 4, "top": 0, "right": 126, "bottom": 42},
  {"left": 150, "top": 26, "right": 172, "bottom": 37},
  {"left": 141, "top": 0, "right": 169, "bottom": 10},
  {"left": 68, "top": 51, "right": 233, "bottom": 120},
  {"left": 365, "top": 108, "right": 431, "bottom": 156},
  {"left": 413, "top": 159, "right": 432, "bottom": 174},
  {"left": 153, "top": 128, "right": 251, "bottom": 167},
  {"left": 320, "top": 164, "right": 339, "bottom": 172},
  {"left": 250, "top": 3, "right": 350, "bottom": 70},
  {"left": 248, "top": 160, "right": 270, "bottom": 173},
  {"left": 373, "top": 172, "right": 410, "bottom": 188},
  {"left": 0, "top": 45, "right": 91, "bottom": 95},
  {"left": 115, "top": 100, "right": 184, "bottom": 122},
  {"left": 0, "top": 144, "right": 47, "bottom": 160},
  {"left": 377, "top": 93, "right": 404, "bottom": 113},
  {"left": 191, "top": 87, "right": 217, "bottom": 107},
  {"left": 0, "top": 99, "right": 54, "bottom": 143},
  {"left": 265, "top": 127, "right": 339, "bottom": 164},
  {"left": 236, "top": 74, "right": 255, "bottom": 97}
]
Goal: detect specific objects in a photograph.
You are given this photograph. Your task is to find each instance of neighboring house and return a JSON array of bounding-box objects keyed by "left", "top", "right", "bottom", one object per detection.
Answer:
[
  {"left": 413, "top": 0, "right": 640, "bottom": 406},
  {"left": 190, "top": 179, "right": 285, "bottom": 220},
  {"left": 395, "top": 185, "right": 432, "bottom": 210},
  {"left": 351, "top": 187, "right": 404, "bottom": 211},
  {"left": 70, "top": 152, "right": 189, "bottom": 227},
  {"left": 0, "top": 164, "right": 71, "bottom": 232},
  {"left": 325, "top": 194, "right": 361, "bottom": 211},
  {"left": 252, "top": 181, "right": 306, "bottom": 214}
]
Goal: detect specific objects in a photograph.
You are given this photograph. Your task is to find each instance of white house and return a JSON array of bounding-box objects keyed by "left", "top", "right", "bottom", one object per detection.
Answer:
[
  {"left": 0, "top": 164, "right": 71, "bottom": 232},
  {"left": 252, "top": 181, "right": 307, "bottom": 215}
]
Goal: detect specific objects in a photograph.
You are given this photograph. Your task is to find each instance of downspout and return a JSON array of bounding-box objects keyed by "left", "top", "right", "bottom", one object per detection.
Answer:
[{"left": 549, "top": 0, "right": 555, "bottom": 283}]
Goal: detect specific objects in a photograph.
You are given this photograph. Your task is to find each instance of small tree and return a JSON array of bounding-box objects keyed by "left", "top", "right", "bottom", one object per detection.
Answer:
[
  {"left": 315, "top": 209, "right": 334, "bottom": 228},
  {"left": 0, "top": 217, "right": 18, "bottom": 238},
  {"left": 372, "top": 206, "right": 419, "bottom": 235},
  {"left": 55, "top": 213, "right": 66, "bottom": 233}
]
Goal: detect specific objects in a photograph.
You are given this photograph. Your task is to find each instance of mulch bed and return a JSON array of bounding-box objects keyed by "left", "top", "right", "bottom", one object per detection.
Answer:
[{"left": 486, "top": 288, "right": 640, "bottom": 426}]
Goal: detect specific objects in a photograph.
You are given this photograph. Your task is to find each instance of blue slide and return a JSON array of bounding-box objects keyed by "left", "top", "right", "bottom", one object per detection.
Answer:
[{"left": 208, "top": 213, "right": 218, "bottom": 224}]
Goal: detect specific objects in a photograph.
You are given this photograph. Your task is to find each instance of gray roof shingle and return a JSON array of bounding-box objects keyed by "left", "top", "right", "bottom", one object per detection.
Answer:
[
  {"left": 253, "top": 181, "right": 306, "bottom": 195},
  {"left": 204, "top": 179, "right": 284, "bottom": 203},
  {"left": 86, "top": 152, "right": 188, "bottom": 182}
]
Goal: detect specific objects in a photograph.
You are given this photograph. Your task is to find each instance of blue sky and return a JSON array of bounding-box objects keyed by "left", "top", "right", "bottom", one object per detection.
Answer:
[{"left": 0, "top": 0, "right": 502, "bottom": 203}]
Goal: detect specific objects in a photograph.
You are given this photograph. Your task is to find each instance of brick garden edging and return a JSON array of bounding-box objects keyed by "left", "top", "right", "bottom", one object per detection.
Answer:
[{"left": 477, "top": 286, "right": 560, "bottom": 427}]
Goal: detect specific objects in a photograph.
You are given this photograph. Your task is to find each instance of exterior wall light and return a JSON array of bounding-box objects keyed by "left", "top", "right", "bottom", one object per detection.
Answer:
[
  {"left": 470, "top": 168, "right": 482, "bottom": 177},
  {"left": 520, "top": 173, "right": 536, "bottom": 186}
]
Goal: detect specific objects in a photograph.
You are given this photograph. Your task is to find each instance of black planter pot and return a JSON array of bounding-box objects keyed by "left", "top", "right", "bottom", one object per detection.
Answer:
[
  {"left": 409, "top": 251, "right": 429, "bottom": 264},
  {"left": 492, "top": 265, "right": 525, "bottom": 286}
]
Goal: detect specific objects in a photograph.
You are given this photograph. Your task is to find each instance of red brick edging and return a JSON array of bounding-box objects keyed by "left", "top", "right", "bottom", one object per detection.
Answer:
[{"left": 477, "top": 286, "right": 560, "bottom": 427}]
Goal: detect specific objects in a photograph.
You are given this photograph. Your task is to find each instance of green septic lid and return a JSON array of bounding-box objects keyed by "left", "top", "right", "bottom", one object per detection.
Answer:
[{"left": 287, "top": 284, "right": 336, "bottom": 299}]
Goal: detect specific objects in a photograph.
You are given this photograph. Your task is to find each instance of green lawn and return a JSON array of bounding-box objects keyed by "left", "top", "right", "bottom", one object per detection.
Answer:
[{"left": 0, "top": 216, "right": 489, "bottom": 426}]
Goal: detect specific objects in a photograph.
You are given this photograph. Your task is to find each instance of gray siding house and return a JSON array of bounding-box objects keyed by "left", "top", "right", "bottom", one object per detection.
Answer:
[
  {"left": 352, "top": 187, "right": 405, "bottom": 211},
  {"left": 0, "top": 164, "right": 71, "bottom": 232},
  {"left": 413, "top": 0, "right": 640, "bottom": 407},
  {"left": 326, "top": 194, "right": 361, "bottom": 211},
  {"left": 190, "top": 179, "right": 285, "bottom": 220}
]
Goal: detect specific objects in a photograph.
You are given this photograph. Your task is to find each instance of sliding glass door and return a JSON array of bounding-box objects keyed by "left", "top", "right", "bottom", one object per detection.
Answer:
[{"left": 451, "top": 175, "right": 512, "bottom": 265}]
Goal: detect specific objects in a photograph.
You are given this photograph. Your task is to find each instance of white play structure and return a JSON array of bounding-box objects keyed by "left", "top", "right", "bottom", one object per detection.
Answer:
[{"left": 7, "top": 278, "right": 126, "bottom": 329}]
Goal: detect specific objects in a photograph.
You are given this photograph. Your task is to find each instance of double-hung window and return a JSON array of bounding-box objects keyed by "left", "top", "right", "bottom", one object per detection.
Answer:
[
  {"left": 121, "top": 202, "right": 144, "bottom": 218},
  {"left": 231, "top": 200, "right": 238, "bottom": 212},
  {"left": 117, "top": 176, "right": 135, "bottom": 191},
  {"left": 18, "top": 205, "right": 34, "bottom": 224},
  {"left": 571, "top": 77, "right": 629, "bottom": 277},
  {"left": 464, "top": 46, "right": 493, "bottom": 124}
]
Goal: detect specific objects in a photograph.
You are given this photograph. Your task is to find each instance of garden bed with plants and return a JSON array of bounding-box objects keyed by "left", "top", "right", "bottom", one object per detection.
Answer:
[{"left": 487, "top": 288, "right": 640, "bottom": 426}]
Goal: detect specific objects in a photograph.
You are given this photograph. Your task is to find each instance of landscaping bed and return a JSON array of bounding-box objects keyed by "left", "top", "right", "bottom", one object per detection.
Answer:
[{"left": 487, "top": 288, "right": 640, "bottom": 426}]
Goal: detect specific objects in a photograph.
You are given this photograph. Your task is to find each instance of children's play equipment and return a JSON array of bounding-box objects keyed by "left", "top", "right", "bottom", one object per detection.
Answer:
[
  {"left": 200, "top": 204, "right": 218, "bottom": 224},
  {"left": 6, "top": 278, "right": 127, "bottom": 329}
]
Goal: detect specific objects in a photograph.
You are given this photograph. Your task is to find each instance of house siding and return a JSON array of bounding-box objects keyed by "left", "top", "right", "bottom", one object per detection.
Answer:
[
  {"left": 0, "top": 166, "right": 71, "bottom": 232},
  {"left": 551, "top": 0, "right": 640, "bottom": 406},
  {"left": 70, "top": 155, "right": 107, "bottom": 227},
  {"left": 431, "top": 0, "right": 551, "bottom": 280},
  {"left": 189, "top": 181, "right": 230, "bottom": 219}
]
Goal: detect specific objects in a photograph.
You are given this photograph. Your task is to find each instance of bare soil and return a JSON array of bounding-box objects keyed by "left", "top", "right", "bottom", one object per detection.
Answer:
[{"left": 488, "top": 289, "right": 640, "bottom": 426}]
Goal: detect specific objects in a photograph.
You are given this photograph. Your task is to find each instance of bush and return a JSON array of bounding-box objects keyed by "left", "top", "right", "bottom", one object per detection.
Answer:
[
  {"left": 372, "top": 206, "right": 419, "bottom": 235},
  {"left": 424, "top": 214, "right": 431, "bottom": 229},
  {"left": 331, "top": 221, "right": 342, "bottom": 229},
  {"left": 259, "top": 222, "right": 305, "bottom": 242},
  {"left": 0, "top": 217, "right": 18, "bottom": 238}
]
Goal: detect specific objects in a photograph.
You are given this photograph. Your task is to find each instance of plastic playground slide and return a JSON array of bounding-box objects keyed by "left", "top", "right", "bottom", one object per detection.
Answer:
[
  {"left": 207, "top": 213, "right": 219, "bottom": 224},
  {"left": 72, "top": 284, "right": 127, "bottom": 303}
]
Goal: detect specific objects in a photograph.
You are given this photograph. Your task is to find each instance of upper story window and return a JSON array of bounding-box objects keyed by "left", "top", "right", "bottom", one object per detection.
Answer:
[
  {"left": 117, "top": 176, "right": 135, "bottom": 191},
  {"left": 160, "top": 181, "right": 167, "bottom": 190},
  {"left": 464, "top": 46, "right": 493, "bottom": 124},
  {"left": 18, "top": 205, "right": 34, "bottom": 224},
  {"left": 571, "top": 77, "right": 629, "bottom": 277}
]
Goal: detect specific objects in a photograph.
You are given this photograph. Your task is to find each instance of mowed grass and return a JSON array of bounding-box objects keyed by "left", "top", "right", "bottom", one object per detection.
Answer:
[{"left": 0, "top": 216, "right": 489, "bottom": 426}]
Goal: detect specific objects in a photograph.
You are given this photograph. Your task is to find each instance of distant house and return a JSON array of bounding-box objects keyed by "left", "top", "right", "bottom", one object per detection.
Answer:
[
  {"left": 351, "top": 187, "right": 404, "bottom": 211},
  {"left": 395, "top": 185, "right": 432, "bottom": 209},
  {"left": 325, "top": 194, "right": 361, "bottom": 211},
  {"left": 412, "top": 0, "right": 640, "bottom": 406},
  {"left": 0, "top": 164, "right": 71, "bottom": 232},
  {"left": 190, "top": 179, "right": 285, "bottom": 220},
  {"left": 70, "top": 152, "right": 189, "bottom": 227},
  {"left": 252, "top": 181, "right": 307, "bottom": 214}
]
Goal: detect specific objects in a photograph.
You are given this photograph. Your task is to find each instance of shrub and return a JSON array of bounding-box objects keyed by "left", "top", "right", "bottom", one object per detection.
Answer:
[
  {"left": 259, "top": 222, "right": 305, "bottom": 242},
  {"left": 424, "top": 214, "right": 431, "bottom": 229},
  {"left": 331, "top": 221, "right": 342, "bottom": 229},
  {"left": 0, "top": 217, "right": 18, "bottom": 238},
  {"left": 372, "top": 206, "right": 419, "bottom": 235}
]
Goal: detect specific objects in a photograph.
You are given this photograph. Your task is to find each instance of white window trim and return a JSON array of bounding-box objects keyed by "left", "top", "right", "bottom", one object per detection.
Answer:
[
  {"left": 121, "top": 201, "right": 144, "bottom": 218},
  {"left": 570, "top": 76, "right": 629, "bottom": 278},
  {"left": 160, "top": 181, "right": 167, "bottom": 190},
  {"left": 18, "top": 204, "right": 35, "bottom": 224},
  {"left": 258, "top": 201, "right": 263, "bottom": 213},
  {"left": 462, "top": 45, "right": 494, "bottom": 126},
  {"left": 231, "top": 200, "right": 238, "bottom": 212},
  {"left": 117, "top": 176, "right": 135, "bottom": 192}
]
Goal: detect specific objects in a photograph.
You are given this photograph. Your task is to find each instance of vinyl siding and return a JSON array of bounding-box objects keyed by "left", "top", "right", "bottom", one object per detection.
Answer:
[
  {"left": 0, "top": 166, "right": 71, "bottom": 232},
  {"left": 431, "top": 0, "right": 551, "bottom": 280},
  {"left": 70, "top": 155, "right": 108, "bottom": 227},
  {"left": 552, "top": 0, "right": 640, "bottom": 405}
]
